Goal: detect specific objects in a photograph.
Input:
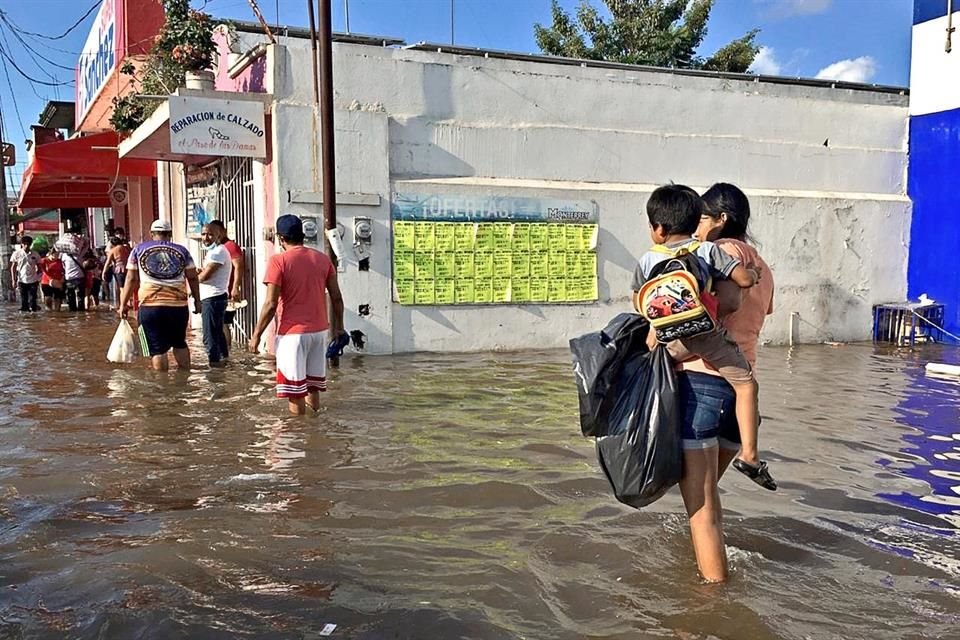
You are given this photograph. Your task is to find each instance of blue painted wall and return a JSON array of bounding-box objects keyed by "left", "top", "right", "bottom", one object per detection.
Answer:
[{"left": 908, "top": 109, "right": 960, "bottom": 334}]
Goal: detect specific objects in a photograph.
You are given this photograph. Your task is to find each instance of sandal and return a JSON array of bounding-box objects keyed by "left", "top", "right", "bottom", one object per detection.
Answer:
[{"left": 733, "top": 459, "right": 778, "bottom": 491}]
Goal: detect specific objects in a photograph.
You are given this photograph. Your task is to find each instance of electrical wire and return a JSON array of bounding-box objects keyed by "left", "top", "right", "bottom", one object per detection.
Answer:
[
  {"left": 0, "top": 22, "right": 66, "bottom": 100},
  {"left": 0, "top": 15, "right": 76, "bottom": 73},
  {"left": 1, "top": 1, "right": 101, "bottom": 41},
  {"left": 0, "top": 42, "right": 73, "bottom": 87}
]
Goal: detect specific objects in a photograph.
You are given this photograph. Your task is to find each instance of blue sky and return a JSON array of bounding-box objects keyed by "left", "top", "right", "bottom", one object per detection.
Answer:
[{"left": 0, "top": 0, "right": 913, "bottom": 191}]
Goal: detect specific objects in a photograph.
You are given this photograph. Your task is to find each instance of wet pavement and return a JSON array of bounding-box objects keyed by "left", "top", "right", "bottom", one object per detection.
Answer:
[{"left": 0, "top": 305, "right": 958, "bottom": 639}]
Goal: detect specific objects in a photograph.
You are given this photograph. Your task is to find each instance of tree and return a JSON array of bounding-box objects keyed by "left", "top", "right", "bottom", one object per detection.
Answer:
[{"left": 534, "top": 0, "right": 760, "bottom": 73}]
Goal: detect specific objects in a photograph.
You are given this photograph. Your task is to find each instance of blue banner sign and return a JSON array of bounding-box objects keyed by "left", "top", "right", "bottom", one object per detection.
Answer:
[{"left": 391, "top": 193, "right": 598, "bottom": 223}]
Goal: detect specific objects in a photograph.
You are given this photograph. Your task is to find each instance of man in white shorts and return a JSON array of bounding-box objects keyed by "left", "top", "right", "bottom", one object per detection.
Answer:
[{"left": 248, "top": 214, "right": 346, "bottom": 415}]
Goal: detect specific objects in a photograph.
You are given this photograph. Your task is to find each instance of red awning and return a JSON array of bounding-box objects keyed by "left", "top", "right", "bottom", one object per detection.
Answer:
[{"left": 18, "top": 131, "right": 156, "bottom": 209}]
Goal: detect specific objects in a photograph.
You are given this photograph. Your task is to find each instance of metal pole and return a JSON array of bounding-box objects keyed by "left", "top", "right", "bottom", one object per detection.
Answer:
[
  {"left": 947, "top": 0, "right": 955, "bottom": 53},
  {"left": 450, "top": 0, "right": 455, "bottom": 44},
  {"left": 0, "top": 165, "right": 11, "bottom": 302},
  {"left": 307, "top": 1, "right": 320, "bottom": 105},
  {"left": 344, "top": 0, "right": 351, "bottom": 33},
  {"left": 318, "top": 0, "right": 337, "bottom": 245}
]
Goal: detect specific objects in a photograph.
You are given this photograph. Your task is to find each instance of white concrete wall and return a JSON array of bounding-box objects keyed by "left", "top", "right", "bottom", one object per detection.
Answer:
[
  {"left": 264, "top": 37, "right": 910, "bottom": 353},
  {"left": 910, "top": 11, "right": 960, "bottom": 116}
]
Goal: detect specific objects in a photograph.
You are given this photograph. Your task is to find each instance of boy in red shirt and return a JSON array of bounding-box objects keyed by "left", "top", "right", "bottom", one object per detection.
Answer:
[{"left": 249, "top": 215, "right": 346, "bottom": 416}]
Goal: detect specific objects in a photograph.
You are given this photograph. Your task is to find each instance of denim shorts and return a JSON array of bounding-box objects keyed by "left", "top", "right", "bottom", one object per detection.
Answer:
[{"left": 678, "top": 372, "right": 742, "bottom": 451}]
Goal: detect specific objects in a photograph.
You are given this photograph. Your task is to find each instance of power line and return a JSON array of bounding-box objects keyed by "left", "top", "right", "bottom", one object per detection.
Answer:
[
  {"left": 0, "top": 42, "right": 73, "bottom": 87},
  {"left": 0, "top": 1, "right": 101, "bottom": 41},
  {"left": 0, "top": 16, "right": 76, "bottom": 73}
]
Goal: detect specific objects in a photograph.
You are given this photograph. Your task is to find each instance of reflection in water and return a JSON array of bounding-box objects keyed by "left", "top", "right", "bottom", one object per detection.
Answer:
[{"left": 0, "top": 308, "right": 958, "bottom": 639}]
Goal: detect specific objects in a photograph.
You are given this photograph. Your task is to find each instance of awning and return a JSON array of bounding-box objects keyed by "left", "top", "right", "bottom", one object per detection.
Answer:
[{"left": 18, "top": 131, "right": 157, "bottom": 209}]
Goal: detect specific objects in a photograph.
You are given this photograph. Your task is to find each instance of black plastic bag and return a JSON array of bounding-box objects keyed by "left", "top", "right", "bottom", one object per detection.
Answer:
[{"left": 570, "top": 314, "right": 682, "bottom": 509}]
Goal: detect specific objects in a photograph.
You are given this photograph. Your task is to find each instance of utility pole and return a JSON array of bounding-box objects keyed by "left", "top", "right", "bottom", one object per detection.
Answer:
[
  {"left": 318, "top": 0, "right": 336, "bottom": 245},
  {"left": 450, "top": 0, "right": 455, "bottom": 44},
  {"left": 0, "top": 137, "right": 11, "bottom": 303}
]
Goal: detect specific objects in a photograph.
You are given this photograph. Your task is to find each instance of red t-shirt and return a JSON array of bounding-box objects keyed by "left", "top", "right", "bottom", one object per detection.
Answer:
[
  {"left": 264, "top": 245, "right": 334, "bottom": 335},
  {"left": 40, "top": 257, "right": 64, "bottom": 283},
  {"left": 223, "top": 240, "right": 243, "bottom": 291}
]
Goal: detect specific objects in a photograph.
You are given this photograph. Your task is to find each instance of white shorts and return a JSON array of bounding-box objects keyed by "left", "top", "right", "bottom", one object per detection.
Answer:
[{"left": 274, "top": 331, "right": 328, "bottom": 398}]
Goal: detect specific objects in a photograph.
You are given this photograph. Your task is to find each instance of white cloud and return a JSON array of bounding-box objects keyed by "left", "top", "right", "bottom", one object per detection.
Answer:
[
  {"left": 749, "top": 46, "right": 782, "bottom": 75},
  {"left": 758, "top": 0, "right": 832, "bottom": 19},
  {"left": 814, "top": 56, "right": 877, "bottom": 83}
]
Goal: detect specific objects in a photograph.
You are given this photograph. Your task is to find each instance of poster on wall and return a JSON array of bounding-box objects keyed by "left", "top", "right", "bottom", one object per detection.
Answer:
[
  {"left": 186, "top": 164, "right": 219, "bottom": 238},
  {"left": 169, "top": 96, "right": 267, "bottom": 159},
  {"left": 391, "top": 193, "right": 599, "bottom": 306}
]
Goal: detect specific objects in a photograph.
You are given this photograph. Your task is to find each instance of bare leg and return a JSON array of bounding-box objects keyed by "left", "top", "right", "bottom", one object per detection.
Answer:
[
  {"left": 172, "top": 347, "right": 191, "bottom": 370},
  {"left": 731, "top": 380, "right": 760, "bottom": 465},
  {"left": 306, "top": 390, "right": 321, "bottom": 412},
  {"left": 679, "top": 446, "right": 728, "bottom": 582},
  {"left": 718, "top": 447, "right": 739, "bottom": 480},
  {"left": 151, "top": 355, "right": 169, "bottom": 372},
  {"left": 288, "top": 397, "right": 307, "bottom": 416}
]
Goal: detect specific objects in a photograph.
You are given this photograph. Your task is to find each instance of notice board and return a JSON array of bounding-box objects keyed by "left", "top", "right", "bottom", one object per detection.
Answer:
[{"left": 391, "top": 193, "right": 599, "bottom": 305}]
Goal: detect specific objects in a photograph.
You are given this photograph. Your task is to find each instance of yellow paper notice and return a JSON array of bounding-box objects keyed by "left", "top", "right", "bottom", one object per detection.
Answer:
[
  {"left": 530, "top": 251, "right": 549, "bottom": 278},
  {"left": 435, "top": 224, "right": 456, "bottom": 252},
  {"left": 513, "top": 277, "right": 531, "bottom": 303},
  {"left": 493, "top": 224, "right": 513, "bottom": 250},
  {"left": 455, "top": 279, "right": 475, "bottom": 303},
  {"left": 548, "top": 277, "right": 566, "bottom": 302},
  {"left": 530, "top": 225, "right": 549, "bottom": 252},
  {"left": 414, "top": 222, "right": 435, "bottom": 252},
  {"left": 435, "top": 279, "right": 455, "bottom": 304},
  {"left": 548, "top": 224, "right": 565, "bottom": 248},
  {"left": 493, "top": 277, "right": 512, "bottom": 303},
  {"left": 414, "top": 279, "right": 435, "bottom": 304},
  {"left": 474, "top": 279, "right": 493, "bottom": 303},
  {"left": 565, "top": 252, "right": 580, "bottom": 276},
  {"left": 582, "top": 224, "right": 599, "bottom": 251},
  {"left": 455, "top": 224, "right": 477, "bottom": 251},
  {"left": 513, "top": 224, "right": 531, "bottom": 251},
  {"left": 565, "top": 225, "right": 581, "bottom": 252},
  {"left": 395, "top": 279, "right": 414, "bottom": 305},
  {"left": 435, "top": 252, "right": 456, "bottom": 279},
  {"left": 530, "top": 277, "right": 548, "bottom": 302},
  {"left": 511, "top": 252, "right": 530, "bottom": 278},
  {"left": 394, "top": 221, "right": 415, "bottom": 252},
  {"left": 580, "top": 252, "right": 597, "bottom": 277},
  {"left": 494, "top": 250, "right": 512, "bottom": 278},
  {"left": 476, "top": 224, "right": 496, "bottom": 252},
  {"left": 455, "top": 252, "right": 475, "bottom": 278},
  {"left": 393, "top": 251, "right": 415, "bottom": 280},
  {"left": 549, "top": 252, "right": 566, "bottom": 278},
  {"left": 475, "top": 251, "right": 494, "bottom": 279},
  {"left": 414, "top": 252, "right": 435, "bottom": 279}
]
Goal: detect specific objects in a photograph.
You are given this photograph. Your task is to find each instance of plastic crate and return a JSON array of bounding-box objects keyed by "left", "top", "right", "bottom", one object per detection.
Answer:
[{"left": 872, "top": 303, "right": 945, "bottom": 346}]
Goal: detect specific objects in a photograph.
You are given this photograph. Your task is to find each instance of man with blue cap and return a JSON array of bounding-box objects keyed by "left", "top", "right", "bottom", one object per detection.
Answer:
[{"left": 248, "top": 214, "right": 346, "bottom": 415}]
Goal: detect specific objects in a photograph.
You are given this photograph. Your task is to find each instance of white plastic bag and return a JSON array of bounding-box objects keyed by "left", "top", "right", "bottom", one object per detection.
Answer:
[{"left": 107, "top": 320, "right": 137, "bottom": 364}]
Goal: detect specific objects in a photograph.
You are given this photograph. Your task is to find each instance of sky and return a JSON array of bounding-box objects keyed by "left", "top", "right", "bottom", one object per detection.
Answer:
[{"left": 0, "top": 0, "right": 914, "bottom": 193}]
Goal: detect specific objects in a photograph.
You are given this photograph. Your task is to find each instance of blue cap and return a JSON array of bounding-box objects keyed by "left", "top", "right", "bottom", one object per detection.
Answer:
[{"left": 276, "top": 214, "right": 303, "bottom": 238}]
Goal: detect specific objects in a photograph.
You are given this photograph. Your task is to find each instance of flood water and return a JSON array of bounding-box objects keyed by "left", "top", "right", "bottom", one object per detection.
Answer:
[{"left": 0, "top": 305, "right": 958, "bottom": 640}]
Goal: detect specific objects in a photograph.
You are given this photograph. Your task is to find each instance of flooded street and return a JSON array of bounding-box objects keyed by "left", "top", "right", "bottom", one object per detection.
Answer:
[{"left": 0, "top": 305, "right": 958, "bottom": 640}]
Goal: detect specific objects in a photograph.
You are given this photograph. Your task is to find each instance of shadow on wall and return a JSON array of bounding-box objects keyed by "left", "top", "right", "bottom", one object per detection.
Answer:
[
  {"left": 389, "top": 62, "right": 475, "bottom": 180},
  {"left": 598, "top": 227, "right": 640, "bottom": 304},
  {"left": 391, "top": 305, "right": 462, "bottom": 352},
  {"left": 780, "top": 281, "right": 868, "bottom": 342}
]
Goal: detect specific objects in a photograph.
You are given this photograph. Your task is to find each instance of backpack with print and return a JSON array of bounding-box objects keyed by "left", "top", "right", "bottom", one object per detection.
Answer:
[{"left": 634, "top": 242, "right": 719, "bottom": 343}]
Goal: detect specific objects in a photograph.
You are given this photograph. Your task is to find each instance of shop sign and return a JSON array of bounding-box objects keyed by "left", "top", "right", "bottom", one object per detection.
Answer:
[
  {"left": 76, "top": 0, "right": 121, "bottom": 124},
  {"left": 169, "top": 97, "right": 267, "bottom": 159},
  {"left": 391, "top": 193, "right": 598, "bottom": 223}
]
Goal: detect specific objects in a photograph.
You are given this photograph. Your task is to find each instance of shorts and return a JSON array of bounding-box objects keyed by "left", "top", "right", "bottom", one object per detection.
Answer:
[
  {"left": 41, "top": 284, "right": 65, "bottom": 300},
  {"left": 224, "top": 309, "right": 236, "bottom": 325},
  {"left": 678, "top": 372, "right": 742, "bottom": 451},
  {"left": 668, "top": 328, "right": 753, "bottom": 385},
  {"left": 138, "top": 305, "right": 189, "bottom": 356},
  {"left": 275, "top": 331, "right": 328, "bottom": 398}
]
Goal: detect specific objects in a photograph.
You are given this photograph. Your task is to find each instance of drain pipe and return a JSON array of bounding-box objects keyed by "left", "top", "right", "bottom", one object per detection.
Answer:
[{"left": 948, "top": 0, "right": 955, "bottom": 53}]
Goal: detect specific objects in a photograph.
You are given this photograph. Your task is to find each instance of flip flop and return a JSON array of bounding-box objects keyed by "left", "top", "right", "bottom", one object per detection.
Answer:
[{"left": 733, "top": 459, "right": 778, "bottom": 491}]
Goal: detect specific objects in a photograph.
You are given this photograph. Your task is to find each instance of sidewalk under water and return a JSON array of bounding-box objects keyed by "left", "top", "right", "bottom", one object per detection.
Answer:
[{"left": 0, "top": 306, "right": 957, "bottom": 639}]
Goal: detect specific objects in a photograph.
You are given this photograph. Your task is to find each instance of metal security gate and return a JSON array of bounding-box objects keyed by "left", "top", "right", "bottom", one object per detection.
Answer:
[{"left": 214, "top": 157, "right": 258, "bottom": 346}]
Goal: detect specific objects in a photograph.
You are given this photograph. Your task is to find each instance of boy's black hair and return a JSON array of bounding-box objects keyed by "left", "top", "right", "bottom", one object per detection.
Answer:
[
  {"left": 646, "top": 184, "right": 703, "bottom": 236},
  {"left": 21, "top": 235, "right": 33, "bottom": 246}
]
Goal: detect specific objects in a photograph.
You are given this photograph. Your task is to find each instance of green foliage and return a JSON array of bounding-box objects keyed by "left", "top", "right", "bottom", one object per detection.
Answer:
[
  {"left": 534, "top": 0, "right": 760, "bottom": 72},
  {"left": 109, "top": 0, "right": 217, "bottom": 133}
]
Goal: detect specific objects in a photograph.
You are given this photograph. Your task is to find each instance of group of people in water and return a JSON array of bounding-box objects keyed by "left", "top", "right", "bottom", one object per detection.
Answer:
[{"left": 8, "top": 225, "right": 131, "bottom": 313}]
